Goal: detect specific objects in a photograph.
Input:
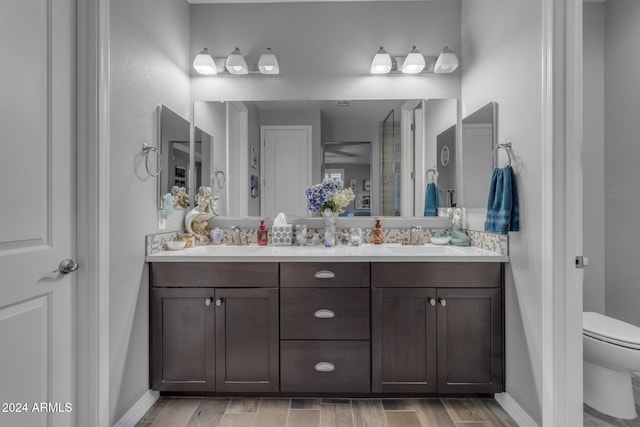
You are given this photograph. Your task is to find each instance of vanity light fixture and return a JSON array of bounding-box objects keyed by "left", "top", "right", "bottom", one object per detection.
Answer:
[
  {"left": 225, "top": 47, "right": 249, "bottom": 75},
  {"left": 369, "top": 45, "right": 458, "bottom": 75},
  {"left": 193, "top": 47, "right": 217, "bottom": 75},
  {"left": 401, "top": 46, "right": 426, "bottom": 74},
  {"left": 258, "top": 48, "right": 280, "bottom": 74},
  {"left": 370, "top": 46, "right": 392, "bottom": 74},
  {"left": 434, "top": 46, "right": 459, "bottom": 74}
]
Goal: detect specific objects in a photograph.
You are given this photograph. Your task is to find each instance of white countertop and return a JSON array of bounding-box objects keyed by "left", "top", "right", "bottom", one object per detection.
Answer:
[{"left": 146, "top": 243, "right": 508, "bottom": 263}]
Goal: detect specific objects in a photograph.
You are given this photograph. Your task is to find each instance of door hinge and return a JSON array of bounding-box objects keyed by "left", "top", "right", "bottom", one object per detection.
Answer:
[
  {"left": 410, "top": 123, "right": 415, "bottom": 131},
  {"left": 575, "top": 256, "right": 589, "bottom": 269}
]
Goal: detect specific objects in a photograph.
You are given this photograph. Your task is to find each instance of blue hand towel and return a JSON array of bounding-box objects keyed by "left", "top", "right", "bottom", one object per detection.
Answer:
[
  {"left": 424, "top": 182, "right": 441, "bottom": 216},
  {"left": 484, "top": 166, "right": 520, "bottom": 234}
]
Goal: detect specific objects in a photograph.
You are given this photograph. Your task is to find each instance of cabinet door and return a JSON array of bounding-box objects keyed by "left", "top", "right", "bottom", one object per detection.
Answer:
[
  {"left": 151, "top": 287, "right": 216, "bottom": 391},
  {"left": 215, "top": 288, "right": 279, "bottom": 392},
  {"left": 436, "top": 288, "right": 503, "bottom": 393},
  {"left": 372, "top": 288, "right": 437, "bottom": 393}
]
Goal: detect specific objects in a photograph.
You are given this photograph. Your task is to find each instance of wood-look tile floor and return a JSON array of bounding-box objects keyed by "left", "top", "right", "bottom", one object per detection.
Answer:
[
  {"left": 136, "top": 397, "right": 518, "bottom": 427},
  {"left": 583, "top": 373, "right": 640, "bottom": 427}
]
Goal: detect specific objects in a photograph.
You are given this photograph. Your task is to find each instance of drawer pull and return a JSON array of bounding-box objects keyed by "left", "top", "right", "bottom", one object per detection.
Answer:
[
  {"left": 314, "top": 362, "right": 335, "bottom": 372},
  {"left": 314, "top": 270, "right": 336, "bottom": 279},
  {"left": 314, "top": 309, "right": 336, "bottom": 319}
]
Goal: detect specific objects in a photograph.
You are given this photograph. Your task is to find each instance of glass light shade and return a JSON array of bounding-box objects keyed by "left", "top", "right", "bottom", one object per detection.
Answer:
[
  {"left": 225, "top": 47, "right": 248, "bottom": 75},
  {"left": 370, "top": 46, "right": 392, "bottom": 74},
  {"left": 434, "top": 46, "right": 459, "bottom": 73},
  {"left": 401, "top": 46, "right": 425, "bottom": 74},
  {"left": 258, "top": 49, "right": 280, "bottom": 74},
  {"left": 193, "top": 48, "right": 217, "bottom": 75}
]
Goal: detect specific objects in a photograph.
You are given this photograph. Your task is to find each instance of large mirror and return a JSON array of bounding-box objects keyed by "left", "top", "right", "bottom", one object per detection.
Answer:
[
  {"left": 194, "top": 99, "right": 458, "bottom": 218},
  {"left": 460, "top": 102, "right": 497, "bottom": 210},
  {"left": 157, "top": 105, "right": 213, "bottom": 209}
]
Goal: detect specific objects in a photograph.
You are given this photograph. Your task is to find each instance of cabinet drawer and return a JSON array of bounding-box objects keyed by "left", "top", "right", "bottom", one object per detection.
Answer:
[
  {"left": 280, "top": 263, "right": 369, "bottom": 287},
  {"left": 371, "top": 262, "right": 502, "bottom": 288},
  {"left": 281, "top": 288, "right": 369, "bottom": 340},
  {"left": 281, "top": 340, "right": 370, "bottom": 392},
  {"left": 151, "top": 262, "right": 278, "bottom": 287}
]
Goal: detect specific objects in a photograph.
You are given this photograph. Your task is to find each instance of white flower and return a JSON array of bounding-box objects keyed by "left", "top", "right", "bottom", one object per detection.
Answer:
[{"left": 333, "top": 187, "right": 355, "bottom": 208}]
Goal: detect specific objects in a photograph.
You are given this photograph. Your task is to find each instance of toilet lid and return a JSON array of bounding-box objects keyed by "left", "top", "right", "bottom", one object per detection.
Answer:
[{"left": 583, "top": 312, "right": 640, "bottom": 349}]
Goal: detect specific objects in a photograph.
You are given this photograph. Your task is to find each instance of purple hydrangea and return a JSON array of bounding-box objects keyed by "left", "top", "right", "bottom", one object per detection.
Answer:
[{"left": 305, "top": 178, "right": 344, "bottom": 212}]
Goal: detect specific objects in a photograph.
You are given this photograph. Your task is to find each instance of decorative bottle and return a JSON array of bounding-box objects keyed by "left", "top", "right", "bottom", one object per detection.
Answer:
[
  {"left": 373, "top": 218, "right": 384, "bottom": 244},
  {"left": 257, "top": 220, "right": 268, "bottom": 246}
]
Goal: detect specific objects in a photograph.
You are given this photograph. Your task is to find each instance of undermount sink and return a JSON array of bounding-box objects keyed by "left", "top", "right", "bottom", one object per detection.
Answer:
[
  {"left": 189, "top": 245, "right": 265, "bottom": 255},
  {"left": 383, "top": 244, "right": 465, "bottom": 255}
]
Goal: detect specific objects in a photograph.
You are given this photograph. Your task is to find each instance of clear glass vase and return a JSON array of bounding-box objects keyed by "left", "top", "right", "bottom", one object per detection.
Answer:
[{"left": 322, "top": 208, "right": 337, "bottom": 247}]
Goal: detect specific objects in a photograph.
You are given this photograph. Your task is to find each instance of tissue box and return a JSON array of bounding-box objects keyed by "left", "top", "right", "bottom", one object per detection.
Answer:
[{"left": 271, "top": 225, "right": 292, "bottom": 245}]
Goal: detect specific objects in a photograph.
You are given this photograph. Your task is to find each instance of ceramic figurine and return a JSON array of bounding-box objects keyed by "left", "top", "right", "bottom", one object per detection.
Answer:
[
  {"left": 185, "top": 186, "right": 220, "bottom": 245},
  {"left": 171, "top": 186, "right": 189, "bottom": 209}
]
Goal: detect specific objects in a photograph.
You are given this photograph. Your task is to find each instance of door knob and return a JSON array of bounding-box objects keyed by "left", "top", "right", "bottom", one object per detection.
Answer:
[
  {"left": 427, "top": 297, "right": 436, "bottom": 306},
  {"left": 439, "top": 298, "right": 447, "bottom": 307},
  {"left": 53, "top": 258, "right": 79, "bottom": 275}
]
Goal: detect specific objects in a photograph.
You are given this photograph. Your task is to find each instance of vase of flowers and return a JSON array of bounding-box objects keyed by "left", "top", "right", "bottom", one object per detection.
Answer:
[{"left": 305, "top": 179, "right": 355, "bottom": 247}]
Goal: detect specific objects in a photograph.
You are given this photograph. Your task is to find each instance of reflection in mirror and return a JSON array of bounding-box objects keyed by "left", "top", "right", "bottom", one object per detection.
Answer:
[
  {"left": 194, "top": 99, "right": 457, "bottom": 218},
  {"left": 418, "top": 99, "right": 458, "bottom": 216},
  {"left": 461, "top": 102, "right": 497, "bottom": 209},
  {"left": 437, "top": 124, "right": 456, "bottom": 207},
  {"left": 157, "top": 105, "right": 190, "bottom": 209},
  {"left": 157, "top": 105, "right": 213, "bottom": 209}
]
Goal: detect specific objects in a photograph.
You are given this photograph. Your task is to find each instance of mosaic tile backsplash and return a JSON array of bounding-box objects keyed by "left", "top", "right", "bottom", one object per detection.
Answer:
[{"left": 147, "top": 228, "right": 508, "bottom": 255}]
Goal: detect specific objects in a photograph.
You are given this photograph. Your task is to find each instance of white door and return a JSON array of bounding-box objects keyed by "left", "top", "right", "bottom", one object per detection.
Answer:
[
  {"left": 261, "top": 126, "right": 312, "bottom": 218},
  {"left": 0, "top": 1, "right": 76, "bottom": 426}
]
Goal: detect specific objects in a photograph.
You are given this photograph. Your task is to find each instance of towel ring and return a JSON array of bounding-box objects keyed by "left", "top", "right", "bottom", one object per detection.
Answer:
[
  {"left": 491, "top": 141, "right": 513, "bottom": 169},
  {"left": 142, "top": 143, "right": 163, "bottom": 177},
  {"left": 213, "top": 169, "right": 226, "bottom": 189},
  {"left": 426, "top": 168, "right": 439, "bottom": 183}
]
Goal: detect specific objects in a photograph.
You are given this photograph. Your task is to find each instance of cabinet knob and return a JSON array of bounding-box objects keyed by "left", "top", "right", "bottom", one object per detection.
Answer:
[
  {"left": 205, "top": 297, "right": 213, "bottom": 306},
  {"left": 216, "top": 298, "right": 223, "bottom": 306},
  {"left": 439, "top": 298, "right": 447, "bottom": 307},
  {"left": 314, "top": 309, "right": 336, "bottom": 319},
  {"left": 314, "top": 270, "right": 336, "bottom": 279},
  {"left": 427, "top": 297, "right": 436, "bottom": 306},
  {"left": 314, "top": 362, "right": 335, "bottom": 372}
]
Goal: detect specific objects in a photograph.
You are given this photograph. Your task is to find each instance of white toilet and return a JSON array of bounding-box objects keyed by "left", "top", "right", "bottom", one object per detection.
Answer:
[{"left": 583, "top": 311, "right": 640, "bottom": 419}]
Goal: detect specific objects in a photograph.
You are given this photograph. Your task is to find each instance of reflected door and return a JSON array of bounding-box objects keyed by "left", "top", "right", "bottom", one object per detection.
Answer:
[
  {"left": 0, "top": 0, "right": 76, "bottom": 425},
  {"left": 261, "top": 126, "right": 312, "bottom": 217}
]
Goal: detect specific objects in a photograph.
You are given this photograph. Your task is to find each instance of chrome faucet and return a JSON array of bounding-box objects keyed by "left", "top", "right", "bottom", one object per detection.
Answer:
[
  {"left": 230, "top": 225, "right": 244, "bottom": 245},
  {"left": 403, "top": 225, "right": 425, "bottom": 245}
]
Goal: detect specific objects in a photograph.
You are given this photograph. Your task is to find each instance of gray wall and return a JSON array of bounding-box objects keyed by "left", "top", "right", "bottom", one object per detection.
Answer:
[
  {"left": 190, "top": 1, "right": 461, "bottom": 101},
  {"left": 109, "top": 0, "right": 191, "bottom": 424},
  {"left": 462, "top": 0, "right": 542, "bottom": 423},
  {"left": 583, "top": 3, "right": 606, "bottom": 313},
  {"left": 604, "top": 0, "right": 640, "bottom": 325}
]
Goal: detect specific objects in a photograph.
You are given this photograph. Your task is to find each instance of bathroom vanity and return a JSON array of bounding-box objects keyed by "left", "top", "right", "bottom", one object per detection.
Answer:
[{"left": 147, "top": 245, "right": 506, "bottom": 396}]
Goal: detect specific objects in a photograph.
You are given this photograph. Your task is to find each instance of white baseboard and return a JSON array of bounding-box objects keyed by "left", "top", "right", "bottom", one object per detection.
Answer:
[
  {"left": 495, "top": 392, "right": 539, "bottom": 427},
  {"left": 114, "top": 390, "right": 159, "bottom": 427}
]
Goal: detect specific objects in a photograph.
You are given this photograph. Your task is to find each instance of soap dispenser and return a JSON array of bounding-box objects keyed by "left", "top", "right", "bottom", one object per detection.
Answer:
[
  {"left": 258, "top": 220, "right": 268, "bottom": 246},
  {"left": 373, "top": 218, "right": 384, "bottom": 244}
]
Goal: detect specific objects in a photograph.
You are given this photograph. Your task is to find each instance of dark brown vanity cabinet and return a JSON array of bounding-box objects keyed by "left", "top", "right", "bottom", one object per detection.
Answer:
[
  {"left": 151, "top": 287, "right": 216, "bottom": 392},
  {"left": 150, "top": 261, "right": 505, "bottom": 395},
  {"left": 279, "top": 262, "right": 371, "bottom": 393},
  {"left": 150, "top": 263, "right": 279, "bottom": 393},
  {"left": 371, "top": 263, "right": 504, "bottom": 394}
]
